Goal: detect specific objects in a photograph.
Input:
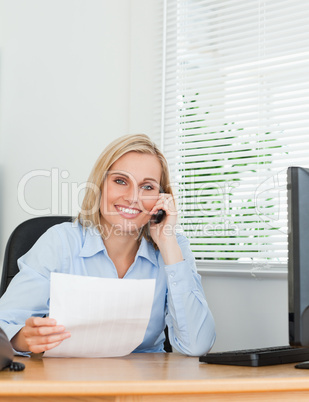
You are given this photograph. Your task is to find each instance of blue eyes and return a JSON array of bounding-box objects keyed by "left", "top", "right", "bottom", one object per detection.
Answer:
[
  {"left": 114, "top": 179, "right": 154, "bottom": 191},
  {"left": 142, "top": 185, "right": 154, "bottom": 191},
  {"left": 115, "top": 179, "right": 126, "bottom": 185}
]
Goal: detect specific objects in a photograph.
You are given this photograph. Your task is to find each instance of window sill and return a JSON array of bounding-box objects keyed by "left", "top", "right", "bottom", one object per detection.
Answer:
[{"left": 196, "top": 261, "right": 288, "bottom": 279}]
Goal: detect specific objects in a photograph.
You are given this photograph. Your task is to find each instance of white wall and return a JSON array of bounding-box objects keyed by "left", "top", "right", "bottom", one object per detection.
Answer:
[
  {"left": 202, "top": 271, "right": 289, "bottom": 352},
  {"left": 129, "top": 0, "right": 162, "bottom": 141},
  {"left": 0, "top": 0, "right": 132, "bottom": 260}
]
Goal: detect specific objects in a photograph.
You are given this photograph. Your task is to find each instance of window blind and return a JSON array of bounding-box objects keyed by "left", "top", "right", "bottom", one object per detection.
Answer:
[{"left": 162, "top": 0, "right": 309, "bottom": 265}]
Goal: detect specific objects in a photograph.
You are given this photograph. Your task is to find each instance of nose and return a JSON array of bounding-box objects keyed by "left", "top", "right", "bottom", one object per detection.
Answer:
[{"left": 124, "top": 183, "right": 139, "bottom": 206}]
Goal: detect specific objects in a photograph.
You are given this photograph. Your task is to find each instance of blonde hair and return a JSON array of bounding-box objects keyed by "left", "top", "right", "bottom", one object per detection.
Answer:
[{"left": 78, "top": 134, "right": 173, "bottom": 246}]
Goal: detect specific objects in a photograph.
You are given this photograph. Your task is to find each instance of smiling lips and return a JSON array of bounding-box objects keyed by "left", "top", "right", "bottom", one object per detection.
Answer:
[{"left": 115, "top": 205, "right": 142, "bottom": 217}]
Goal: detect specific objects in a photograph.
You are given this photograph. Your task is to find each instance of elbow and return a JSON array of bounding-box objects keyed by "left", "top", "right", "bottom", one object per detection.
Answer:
[
  {"left": 186, "top": 311, "right": 216, "bottom": 356},
  {"left": 185, "top": 332, "right": 216, "bottom": 357},
  {"left": 173, "top": 330, "right": 216, "bottom": 357}
]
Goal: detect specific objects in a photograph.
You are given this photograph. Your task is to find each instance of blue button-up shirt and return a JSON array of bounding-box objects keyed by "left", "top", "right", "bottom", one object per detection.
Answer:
[{"left": 0, "top": 222, "right": 215, "bottom": 356}]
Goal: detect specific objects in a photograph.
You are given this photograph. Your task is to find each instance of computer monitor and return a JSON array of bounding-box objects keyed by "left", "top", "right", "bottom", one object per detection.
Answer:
[{"left": 288, "top": 166, "right": 309, "bottom": 347}]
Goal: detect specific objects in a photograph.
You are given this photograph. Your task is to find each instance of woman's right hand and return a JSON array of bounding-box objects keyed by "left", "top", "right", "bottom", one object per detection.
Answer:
[{"left": 11, "top": 317, "right": 71, "bottom": 353}]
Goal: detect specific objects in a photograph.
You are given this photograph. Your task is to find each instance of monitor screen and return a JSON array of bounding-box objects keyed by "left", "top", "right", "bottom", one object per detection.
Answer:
[{"left": 288, "top": 166, "right": 309, "bottom": 347}]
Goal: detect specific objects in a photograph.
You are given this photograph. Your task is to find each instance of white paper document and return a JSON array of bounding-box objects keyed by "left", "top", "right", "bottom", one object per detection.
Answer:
[{"left": 44, "top": 273, "right": 156, "bottom": 358}]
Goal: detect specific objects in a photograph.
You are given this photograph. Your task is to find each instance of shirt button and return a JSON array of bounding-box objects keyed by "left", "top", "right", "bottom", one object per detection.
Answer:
[
  {"left": 169, "top": 272, "right": 175, "bottom": 278},
  {"left": 172, "top": 282, "right": 177, "bottom": 287}
]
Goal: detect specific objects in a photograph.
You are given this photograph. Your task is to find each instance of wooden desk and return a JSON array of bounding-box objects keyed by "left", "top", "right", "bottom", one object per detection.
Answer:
[{"left": 1, "top": 353, "right": 309, "bottom": 401}]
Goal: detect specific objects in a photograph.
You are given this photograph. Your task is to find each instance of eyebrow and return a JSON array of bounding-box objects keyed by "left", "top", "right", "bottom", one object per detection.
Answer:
[{"left": 109, "top": 172, "right": 159, "bottom": 184}]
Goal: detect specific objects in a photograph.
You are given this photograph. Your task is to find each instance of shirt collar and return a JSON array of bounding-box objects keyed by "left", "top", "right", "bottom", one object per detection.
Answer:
[
  {"left": 79, "top": 226, "right": 106, "bottom": 257},
  {"left": 135, "top": 237, "right": 157, "bottom": 265},
  {"left": 79, "top": 226, "right": 157, "bottom": 265}
]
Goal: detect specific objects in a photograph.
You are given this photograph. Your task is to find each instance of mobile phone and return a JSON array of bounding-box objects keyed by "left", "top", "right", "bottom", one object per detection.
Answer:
[
  {"left": 153, "top": 209, "right": 166, "bottom": 224},
  {"left": 153, "top": 189, "right": 166, "bottom": 224}
]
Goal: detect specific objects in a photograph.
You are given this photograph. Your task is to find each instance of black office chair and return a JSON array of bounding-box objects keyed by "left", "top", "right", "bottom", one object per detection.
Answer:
[
  {"left": 0, "top": 216, "right": 172, "bottom": 352},
  {"left": 0, "top": 216, "right": 73, "bottom": 298}
]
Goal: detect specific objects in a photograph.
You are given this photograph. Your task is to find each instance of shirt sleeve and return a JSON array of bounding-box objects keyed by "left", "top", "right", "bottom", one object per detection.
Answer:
[
  {"left": 0, "top": 226, "right": 65, "bottom": 350},
  {"left": 163, "top": 235, "right": 216, "bottom": 356}
]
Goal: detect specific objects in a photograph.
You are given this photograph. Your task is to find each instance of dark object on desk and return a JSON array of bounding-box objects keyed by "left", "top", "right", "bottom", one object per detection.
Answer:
[
  {"left": 199, "top": 345, "right": 309, "bottom": 367},
  {"left": 287, "top": 167, "right": 309, "bottom": 349},
  {"left": 295, "top": 361, "right": 309, "bottom": 369},
  {"left": 0, "top": 328, "right": 25, "bottom": 371},
  {"left": 0, "top": 215, "right": 173, "bottom": 353},
  {"left": 201, "top": 167, "right": 309, "bottom": 369}
]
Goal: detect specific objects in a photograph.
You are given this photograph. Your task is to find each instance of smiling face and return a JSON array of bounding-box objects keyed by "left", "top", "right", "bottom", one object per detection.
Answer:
[{"left": 100, "top": 151, "right": 162, "bottom": 235}]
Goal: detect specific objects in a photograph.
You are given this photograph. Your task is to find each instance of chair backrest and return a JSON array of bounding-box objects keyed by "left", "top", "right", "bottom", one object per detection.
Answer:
[{"left": 0, "top": 216, "right": 72, "bottom": 297}]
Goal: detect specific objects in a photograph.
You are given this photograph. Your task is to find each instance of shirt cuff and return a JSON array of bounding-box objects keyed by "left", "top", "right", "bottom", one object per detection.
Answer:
[
  {"left": 12, "top": 348, "right": 31, "bottom": 357},
  {"left": 164, "top": 259, "right": 197, "bottom": 294}
]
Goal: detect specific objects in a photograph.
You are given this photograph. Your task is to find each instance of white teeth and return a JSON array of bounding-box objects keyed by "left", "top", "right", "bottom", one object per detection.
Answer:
[{"left": 118, "top": 206, "right": 140, "bottom": 215}]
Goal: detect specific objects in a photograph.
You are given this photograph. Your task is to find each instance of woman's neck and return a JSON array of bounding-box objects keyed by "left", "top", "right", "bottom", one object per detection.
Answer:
[{"left": 102, "top": 228, "right": 140, "bottom": 278}]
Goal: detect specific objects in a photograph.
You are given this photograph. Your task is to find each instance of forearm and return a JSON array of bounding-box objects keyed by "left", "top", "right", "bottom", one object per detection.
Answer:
[
  {"left": 166, "top": 287, "right": 216, "bottom": 356},
  {"left": 164, "top": 260, "right": 216, "bottom": 356}
]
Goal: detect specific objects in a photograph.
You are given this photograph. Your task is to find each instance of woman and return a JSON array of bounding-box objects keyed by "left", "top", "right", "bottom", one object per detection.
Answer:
[{"left": 0, "top": 134, "right": 215, "bottom": 356}]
